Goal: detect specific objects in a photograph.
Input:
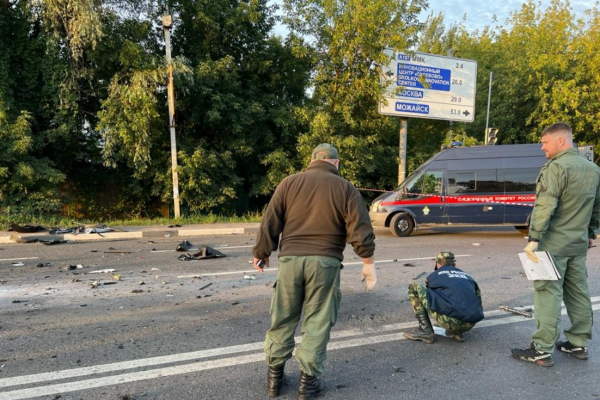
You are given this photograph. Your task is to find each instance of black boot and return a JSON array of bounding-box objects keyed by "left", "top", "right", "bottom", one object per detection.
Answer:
[
  {"left": 298, "top": 371, "right": 325, "bottom": 400},
  {"left": 404, "top": 313, "right": 434, "bottom": 344},
  {"left": 267, "top": 364, "right": 286, "bottom": 397}
]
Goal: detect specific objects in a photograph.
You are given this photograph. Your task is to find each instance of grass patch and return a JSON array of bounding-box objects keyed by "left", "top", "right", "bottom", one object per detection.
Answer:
[{"left": 0, "top": 211, "right": 263, "bottom": 231}]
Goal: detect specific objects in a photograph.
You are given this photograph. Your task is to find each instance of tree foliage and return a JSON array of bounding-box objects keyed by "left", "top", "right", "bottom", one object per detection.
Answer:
[
  {"left": 284, "top": 0, "right": 427, "bottom": 191},
  {"left": 1, "top": 0, "right": 600, "bottom": 220}
]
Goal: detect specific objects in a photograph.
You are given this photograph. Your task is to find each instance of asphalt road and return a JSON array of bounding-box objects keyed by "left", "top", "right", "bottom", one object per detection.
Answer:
[{"left": 1, "top": 226, "right": 599, "bottom": 400}]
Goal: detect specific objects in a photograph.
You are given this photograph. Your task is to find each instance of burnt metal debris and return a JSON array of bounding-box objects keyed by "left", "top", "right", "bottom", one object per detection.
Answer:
[
  {"left": 499, "top": 305, "right": 533, "bottom": 318},
  {"left": 177, "top": 245, "right": 226, "bottom": 261}
]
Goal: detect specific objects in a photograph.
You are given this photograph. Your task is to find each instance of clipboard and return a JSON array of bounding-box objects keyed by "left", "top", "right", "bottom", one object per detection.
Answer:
[{"left": 518, "top": 251, "right": 561, "bottom": 281}]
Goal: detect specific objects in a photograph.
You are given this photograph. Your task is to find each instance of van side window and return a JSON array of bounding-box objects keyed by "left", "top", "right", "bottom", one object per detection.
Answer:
[
  {"left": 503, "top": 168, "right": 539, "bottom": 192},
  {"left": 448, "top": 170, "right": 502, "bottom": 193},
  {"left": 405, "top": 171, "right": 443, "bottom": 198}
]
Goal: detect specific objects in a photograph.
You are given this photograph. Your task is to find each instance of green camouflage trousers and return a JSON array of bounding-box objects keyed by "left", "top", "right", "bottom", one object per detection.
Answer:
[
  {"left": 264, "top": 255, "right": 341, "bottom": 376},
  {"left": 408, "top": 282, "right": 474, "bottom": 333}
]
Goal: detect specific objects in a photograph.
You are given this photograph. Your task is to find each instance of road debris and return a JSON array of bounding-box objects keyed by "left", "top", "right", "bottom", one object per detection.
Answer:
[
  {"left": 413, "top": 272, "right": 427, "bottom": 280},
  {"left": 89, "top": 269, "right": 116, "bottom": 274},
  {"left": 199, "top": 283, "right": 213, "bottom": 290},
  {"left": 11, "top": 262, "right": 25, "bottom": 266},
  {"left": 9, "top": 223, "right": 47, "bottom": 233},
  {"left": 499, "top": 305, "right": 533, "bottom": 318},
  {"left": 41, "top": 239, "right": 68, "bottom": 245},
  {"left": 176, "top": 240, "right": 194, "bottom": 251},
  {"left": 177, "top": 245, "right": 226, "bottom": 261},
  {"left": 244, "top": 275, "right": 256, "bottom": 280}
]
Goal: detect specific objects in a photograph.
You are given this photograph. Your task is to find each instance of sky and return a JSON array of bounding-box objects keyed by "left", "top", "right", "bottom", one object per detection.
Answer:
[
  {"left": 426, "top": 0, "right": 597, "bottom": 32},
  {"left": 270, "top": 0, "right": 598, "bottom": 36}
]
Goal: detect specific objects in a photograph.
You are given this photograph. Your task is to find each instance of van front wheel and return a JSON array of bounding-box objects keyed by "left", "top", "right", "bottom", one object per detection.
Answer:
[{"left": 390, "top": 213, "right": 414, "bottom": 237}]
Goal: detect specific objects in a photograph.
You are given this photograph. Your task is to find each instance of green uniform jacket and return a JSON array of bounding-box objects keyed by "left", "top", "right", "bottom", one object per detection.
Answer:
[
  {"left": 529, "top": 147, "right": 600, "bottom": 256},
  {"left": 253, "top": 161, "right": 375, "bottom": 261}
]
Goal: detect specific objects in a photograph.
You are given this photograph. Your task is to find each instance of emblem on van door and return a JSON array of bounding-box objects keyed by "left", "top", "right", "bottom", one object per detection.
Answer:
[{"left": 423, "top": 206, "right": 430, "bottom": 215}]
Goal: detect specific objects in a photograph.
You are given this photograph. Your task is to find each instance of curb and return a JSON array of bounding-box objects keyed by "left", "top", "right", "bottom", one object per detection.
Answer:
[{"left": 1, "top": 225, "right": 260, "bottom": 244}]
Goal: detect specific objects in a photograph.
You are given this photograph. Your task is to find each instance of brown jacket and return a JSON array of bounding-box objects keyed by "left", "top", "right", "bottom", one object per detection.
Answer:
[{"left": 252, "top": 161, "right": 375, "bottom": 261}]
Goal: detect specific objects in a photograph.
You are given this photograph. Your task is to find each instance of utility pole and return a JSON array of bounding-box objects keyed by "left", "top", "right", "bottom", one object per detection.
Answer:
[{"left": 162, "top": 13, "right": 180, "bottom": 218}]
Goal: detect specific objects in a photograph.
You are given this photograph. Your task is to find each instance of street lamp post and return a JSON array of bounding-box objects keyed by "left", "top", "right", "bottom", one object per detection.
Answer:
[{"left": 162, "top": 14, "right": 180, "bottom": 218}]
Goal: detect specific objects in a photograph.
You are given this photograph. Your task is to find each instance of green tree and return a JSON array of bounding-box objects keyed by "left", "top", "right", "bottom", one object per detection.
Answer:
[
  {"left": 284, "top": 0, "right": 427, "bottom": 192},
  {"left": 0, "top": 104, "right": 65, "bottom": 215},
  {"left": 97, "top": 0, "right": 313, "bottom": 214}
]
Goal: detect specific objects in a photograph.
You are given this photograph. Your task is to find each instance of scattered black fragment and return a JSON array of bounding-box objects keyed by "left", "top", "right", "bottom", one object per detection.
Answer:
[
  {"left": 12, "top": 300, "right": 27, "bottom": 303},
  {"left": 176, "top": 240, "right": 193, "bottom": 252},
  {"left": 131, "top": 290, "right": 144, "bottom": 293},
  {"left": 41, "top": 240, "right": 67, "bottom": 245},
  {"left": 178, "top": 246, "right": 226, "bottom": 261},
  {"left": 199, "top": 283, "right": 213, "bottom": 290},
  {"left": 10, "top": 223, "right": 47, "bottom": 233},
  {"left": 413, "top": 272, "right": 427, "bottom": 280}
]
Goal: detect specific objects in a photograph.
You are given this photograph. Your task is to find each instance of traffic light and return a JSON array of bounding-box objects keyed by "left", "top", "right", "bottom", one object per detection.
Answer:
[{"left": 486, "top": 127, "right": 498, "bottom": 145}]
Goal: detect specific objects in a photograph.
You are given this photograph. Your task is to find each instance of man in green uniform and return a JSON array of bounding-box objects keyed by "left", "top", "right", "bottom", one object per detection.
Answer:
[
  {"left": 404, "top": 251, "right": 484, "bottom": 344},
  {"left": 512, "top": 122, "right": 600, "bottom": 367},
  {"left": 253, "top": 143, "right": 377, "bottom": 399}
]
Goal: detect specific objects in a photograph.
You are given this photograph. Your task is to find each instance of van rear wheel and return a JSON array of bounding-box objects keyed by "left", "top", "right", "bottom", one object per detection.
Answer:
[
  {"left": 515, "top": 225, "right": 529, "bottom": 235},
  {"left": 390, "top": 213, "right": 414, "bottom": 237}
]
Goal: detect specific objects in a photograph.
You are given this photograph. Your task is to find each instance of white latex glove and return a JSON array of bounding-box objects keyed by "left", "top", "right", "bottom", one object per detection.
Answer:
[
  {"left": 524, "top": 241, "right": 539, "bottom": 263},
  {"left": 361, "top": 263, "right": 377, "bottom": 291}
]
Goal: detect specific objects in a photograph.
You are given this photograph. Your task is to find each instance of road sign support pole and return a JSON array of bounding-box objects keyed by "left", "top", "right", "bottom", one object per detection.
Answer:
[
  {"left": 399, "top": 118, "right": 408, "bottom": 185},
  {"left": 485, "top": 71, "right": 493, "bottom": 143}
]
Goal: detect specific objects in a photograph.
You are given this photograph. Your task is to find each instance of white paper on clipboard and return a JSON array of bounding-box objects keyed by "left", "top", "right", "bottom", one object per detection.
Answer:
[{"left": 518, "top": 251, "right": 561, "bottom": 281}]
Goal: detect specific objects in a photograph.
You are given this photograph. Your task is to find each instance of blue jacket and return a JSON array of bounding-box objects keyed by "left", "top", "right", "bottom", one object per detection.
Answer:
[{"left": 426, "top": 266, "right": 484, "bottom": 324}]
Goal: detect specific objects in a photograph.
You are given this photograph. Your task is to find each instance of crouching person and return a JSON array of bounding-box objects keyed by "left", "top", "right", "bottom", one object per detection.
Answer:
[{"left": 404, "top": 251, "right": 484, "bottom": 343}]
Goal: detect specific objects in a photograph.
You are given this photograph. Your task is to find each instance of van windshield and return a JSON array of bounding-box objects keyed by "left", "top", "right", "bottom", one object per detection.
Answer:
[{"left": 397, "top": 170, "right": 443, "bottom": 199}]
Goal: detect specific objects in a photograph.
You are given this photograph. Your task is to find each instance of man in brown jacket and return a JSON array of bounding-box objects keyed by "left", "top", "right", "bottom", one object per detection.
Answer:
[{"left": 253, "top": 143, "right": 376, "bottom": 399}]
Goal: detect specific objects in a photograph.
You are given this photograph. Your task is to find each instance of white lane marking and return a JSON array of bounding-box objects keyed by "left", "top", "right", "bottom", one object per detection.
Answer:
[
  {"left": 177, "top": 269, "right": 278, "bottom": 278},
  {"left": 175, "top": 254, "right": 473, "bottom": 278},
  {"left": 0, "top": 257, "right": 39, "bottom": 262},
  {"left": 0, "top": 353, "right": 265, "bottom": 400},
  {"left": 3, "top": 303, "right": 599, "bottom": 400},
  {"left": 1, "top": 300, "right": 598, "bottom": 398},
  {"left": 0, "top": 342, "right": 263, "bottom": 389}
]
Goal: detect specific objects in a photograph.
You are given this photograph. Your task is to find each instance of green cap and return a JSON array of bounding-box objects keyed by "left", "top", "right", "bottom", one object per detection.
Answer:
[
  {"left": 311, "top": 143, "right": 339, "bottom": 160},
  {"left": 436, "top": 251, "right": 455, "bottom": 266}
]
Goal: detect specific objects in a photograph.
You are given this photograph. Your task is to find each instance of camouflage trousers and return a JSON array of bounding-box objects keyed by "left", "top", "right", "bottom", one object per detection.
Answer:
[{"left": 408, "top": 282, "right": 474, "bottom": 333}]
